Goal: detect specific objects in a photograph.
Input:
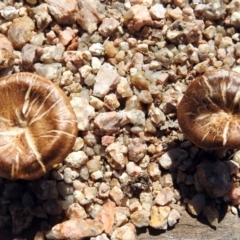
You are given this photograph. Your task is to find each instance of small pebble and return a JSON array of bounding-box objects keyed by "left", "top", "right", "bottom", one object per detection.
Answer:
[
  {"left": 46, "top": 219, "right": 104, "bottom": 239},
  {"left": 168, "top": 209, "right": 181, "bottom": 227},
  {"left": 94, "top": 201, "right": 116, "bottom": 235},
  {"left": 130, "top": 209, "right": 149, "bottom": 228},
  {"left": 187, "top": 194, "right": 206, "bottom": 216},
  {"left": 111, "top": 223, "right": 136, "bottom": 240},
  {"left": 158, "top": 148, "right": 188, "bottom": 171},
  {"left": 149, "top": 206, "right": 171, "bottom": 230},
  {"left": 109, "top": 186, "right": 125, "bottom": 205},
  {"left": 155, "top": 187, "right": 174, "bottom": 206}
]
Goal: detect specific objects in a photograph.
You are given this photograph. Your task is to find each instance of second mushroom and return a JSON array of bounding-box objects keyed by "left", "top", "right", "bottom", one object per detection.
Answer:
[{"left": 177, "top": 69, "right": 240, "bottom": 150}]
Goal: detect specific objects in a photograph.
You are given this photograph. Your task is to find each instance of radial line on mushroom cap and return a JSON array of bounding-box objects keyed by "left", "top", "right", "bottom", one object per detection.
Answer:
[
  {"left": 0, "top": 116, "right": 11, "bottom": 123},
  {"left": 11, "top": 153, "right": 19, "bottom": 179},
  {"left": 233, "top": 87, "right": 240, "bottom": 106},
  {"left": 205, "top": 95, "right": 221, "bottom": 110},
  {"left": 199, "top": 120, "right": 219, "bottom": 139},
  {"left": 25, "top": 130, "right": 46, "bottom": 173},
  {"left": 53, "top": 119, "right": 77, "bottom": 124},
  {"left": 202, "top": 76, "right": 213, "bottom": 96},
  {"left": 45, "top": 129, "right": 77, "bottom": 138},
  {"left": 22, "top": 78, "right": 35, "bottom": 116},
  {"left": 39, "top": 135, "right": 59, "bottom": 138},
  {"left": 0, "top": 129, "right": 25, "bottom": 136},
  {"left": 23, "top": 98, "right": 38, "bottom": 119},
  {"left": 222, "top": 121, "right": 230, "bottom": 146},
  {"left": 29, "top": 98, "right": 62, "bottom": 126},
  {"left": 201, "top": 130, "right": 210, "bottom": 142},
  {"left": 220, "top": 80, "right": 227, "bottom": 105},
  {"left": 185, "top": 112, "right": 195, "bottom": 117},
  {"left": 15, "top": 109, "right": 27, "bottom": 128},
  {"left": 15, "top": 109, "right": 23, "bottom": 121},
  {"left": 195, "top": 113, "right": 210, "bottom": 121},
  {"left": 30, "top": 87, "right": 56, "bottom": 120},
  {"left": 226, "top": 75, "right": 234, "bottom": 97},
  {"left": 0, "top": 138, "right": 25, "bottom": 178},
  {"left": 53, "top": 107, "right": 70, "bottom": 118}
]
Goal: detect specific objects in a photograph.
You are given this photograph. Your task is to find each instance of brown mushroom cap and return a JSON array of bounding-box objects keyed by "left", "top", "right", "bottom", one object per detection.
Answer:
[
  {"left": 177, "top": 69, "right": 240, "bottom": 150},
  {"left": 0, "top": 72, "right": 78, "bottom": 180}
]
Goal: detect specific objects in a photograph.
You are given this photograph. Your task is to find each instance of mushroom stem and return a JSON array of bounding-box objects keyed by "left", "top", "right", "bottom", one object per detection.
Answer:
[{"left": 212, "top": 148, "right": 228, "bottom": 159}]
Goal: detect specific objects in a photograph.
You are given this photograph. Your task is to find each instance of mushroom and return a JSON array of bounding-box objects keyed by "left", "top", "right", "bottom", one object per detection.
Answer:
[
  {"left": 178, "top": 69, "right": 240, "bottom": 203},
  {"left": 0, "top": 72, "right": 78, "bottom": 180},
  {"left": 177, "top": 69, "right": 240, "bottom": 151}
]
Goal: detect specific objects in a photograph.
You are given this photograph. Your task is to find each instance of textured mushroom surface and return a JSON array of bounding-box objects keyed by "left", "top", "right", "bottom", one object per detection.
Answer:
[
  {"left": 177, "top": 69, "right": 240, "bottom": 150},
  {"left": 0, "top": 72, "right": 77, "bottom": 180}
]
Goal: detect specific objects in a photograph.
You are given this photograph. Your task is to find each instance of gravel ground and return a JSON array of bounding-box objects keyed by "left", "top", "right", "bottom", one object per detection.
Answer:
[{"left": 0, "top": 0, "right": 240, "bottom": 239}]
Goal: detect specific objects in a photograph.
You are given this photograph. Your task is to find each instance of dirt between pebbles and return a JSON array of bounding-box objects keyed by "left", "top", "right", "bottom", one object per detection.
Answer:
[{"left": 0, "top": 0, "right": 240, "bottom": 239}]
